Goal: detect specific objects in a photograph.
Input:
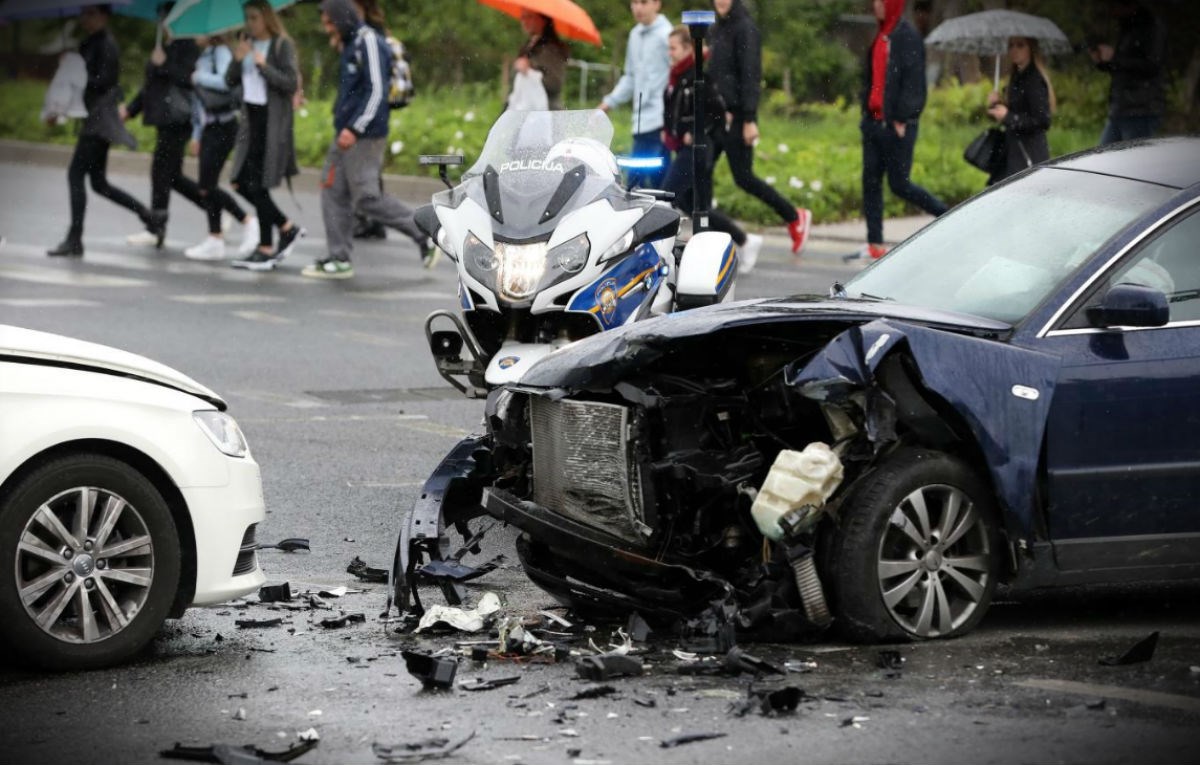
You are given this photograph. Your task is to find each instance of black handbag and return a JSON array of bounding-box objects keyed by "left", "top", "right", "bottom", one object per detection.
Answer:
[
  {"left": 195, "top": 47, "right": 238, "bottom": 115},
  {"left": 964, "top": 128, "right": 1004, "bottom": 173}
]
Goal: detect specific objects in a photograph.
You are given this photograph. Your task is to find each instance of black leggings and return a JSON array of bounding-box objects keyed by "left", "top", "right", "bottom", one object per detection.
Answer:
[
  {"left": 713, "top": 117, "right": 798, "bottom": 225},
  {"left": 234, "top": 104, "right": 288, "bottom": 247},
  {"left": 198, "top": 119, "right": 247, "bottom": 234},
  {"left": 67, "top": 134, "right": 149, "bottom": 240},
  {"left": 663, "top": 145, "right": 745, "bottom": 245},
  {"left": 151, "top": 123, "right": 206, "bottom": 214}
]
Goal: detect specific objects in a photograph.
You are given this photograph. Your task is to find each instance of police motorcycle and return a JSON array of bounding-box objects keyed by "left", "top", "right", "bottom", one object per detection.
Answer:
[{"left": 390, "top": 101, "right": 738, "bottom": 616}]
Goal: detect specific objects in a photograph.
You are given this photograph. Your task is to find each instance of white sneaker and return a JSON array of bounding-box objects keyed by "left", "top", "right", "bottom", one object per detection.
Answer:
[
  {"left": 236, "top": 217, "right": 259, "bottom": 257},
  {"left": 126, "top": 230, "right": 158, "bottom": 246},
  {"left": 185, "top": 236, "right": 227, "bottom": 261},
  {"left": 739, "top": 233, "right": 762, "bottom": 275}
]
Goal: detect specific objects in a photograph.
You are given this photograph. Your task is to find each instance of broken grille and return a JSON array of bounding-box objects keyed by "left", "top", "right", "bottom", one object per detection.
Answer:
[{"left": 529, "top": 397, "right": 648, "bottom": 545}]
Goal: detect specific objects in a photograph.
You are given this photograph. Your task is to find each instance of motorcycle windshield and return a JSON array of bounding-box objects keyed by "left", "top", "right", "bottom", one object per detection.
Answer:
[{"left": 445, "top": 110, "right": 628, "bottom": 240}]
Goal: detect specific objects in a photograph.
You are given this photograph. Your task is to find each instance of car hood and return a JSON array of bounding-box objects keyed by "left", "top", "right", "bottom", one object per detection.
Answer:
[
  {"left": 520, "top": 296, "right": 1012, "bottom": 390},
  {"left": 0, "top": 325, "right": 226, "bottom": 410}
]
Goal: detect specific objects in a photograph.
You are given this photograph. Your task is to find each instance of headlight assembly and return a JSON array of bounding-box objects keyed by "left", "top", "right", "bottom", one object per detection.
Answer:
[
  {"left": 495, "top": 240, "right": 549, "bottom": 300},
  {"left": 551, "top": 234, "right": 590, "bottom": 273},
  {"left": 465, "top": 232, "right": 497, "bottom": 272},
  {"left": 193, "top": 411, "right": 249, "bottom": 458}
]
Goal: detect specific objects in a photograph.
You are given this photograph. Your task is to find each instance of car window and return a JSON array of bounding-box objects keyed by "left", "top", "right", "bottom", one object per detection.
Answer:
[
  {"left": 1061, "top": 206, "right": 1200, "bottom": 329},
  {"left": 844, "top": 169, "right": 1174, "bottom": 324}
]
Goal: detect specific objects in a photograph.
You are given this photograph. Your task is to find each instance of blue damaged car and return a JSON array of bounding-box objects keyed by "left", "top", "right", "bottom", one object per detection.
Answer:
[{"left": 393, "top": 137, "right": 1200, "bottom": 644}]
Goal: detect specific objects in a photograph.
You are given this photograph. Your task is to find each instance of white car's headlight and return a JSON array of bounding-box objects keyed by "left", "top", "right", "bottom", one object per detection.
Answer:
[
  {"left": 495, "top": 240, "right": 548, "bottom": 300},
  {"left": 193, "top": 411, "right": 249, "bottom": 458}
]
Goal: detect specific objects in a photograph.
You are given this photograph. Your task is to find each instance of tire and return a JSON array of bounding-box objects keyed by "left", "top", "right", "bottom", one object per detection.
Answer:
[
  {"left": 0, "top": 453, "right": 180, "bottom": 670},
  {"left": 825, "top": 448, "right": 1000, "bottom": 642}
]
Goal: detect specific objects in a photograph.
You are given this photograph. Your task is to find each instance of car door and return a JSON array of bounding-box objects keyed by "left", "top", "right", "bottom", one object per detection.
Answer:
[{"left": 1038, "top": 203, "right": 1200, "bottom": 574}]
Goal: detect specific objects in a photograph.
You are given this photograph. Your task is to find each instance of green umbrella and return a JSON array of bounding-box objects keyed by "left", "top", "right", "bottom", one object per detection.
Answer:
[{"left": 163, "top": 0, "right": 299, "bottom": 38}]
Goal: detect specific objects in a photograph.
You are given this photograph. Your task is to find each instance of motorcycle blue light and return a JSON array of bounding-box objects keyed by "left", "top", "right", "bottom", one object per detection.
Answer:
[{"left": 616, "top": 156, "right": 664, "bottom": 170}]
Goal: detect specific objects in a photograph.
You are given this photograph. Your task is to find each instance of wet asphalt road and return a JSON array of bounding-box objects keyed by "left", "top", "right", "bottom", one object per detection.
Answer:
[{"left": 1, "top": 161, "right": 1199, "bottom": 765}]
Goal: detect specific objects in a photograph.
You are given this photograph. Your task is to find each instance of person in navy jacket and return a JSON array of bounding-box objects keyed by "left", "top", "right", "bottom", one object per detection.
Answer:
[{"left": 306, "top": 0, "right": 431, "bottom": 279}]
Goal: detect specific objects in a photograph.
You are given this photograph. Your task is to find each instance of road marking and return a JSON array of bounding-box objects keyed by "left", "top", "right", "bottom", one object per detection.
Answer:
[
  {"left": 400, "top": 420, "right": 470, "bottom": 439},
  {"left": 0, "top": 262, "right": 149, "bottom": 287},
  {"left": 344, "top": 480, "right": 425, "bottom": 488},
  {"left": 1015, "top": 679, "right": 1200, "bottom": 714},
  {"left": 229, "top": 389, "right": 327, "bottom": 408},
  {"left": 352, "top": 290, "right": 457, "bottom": 301},
  {"left": 232, "top": 310, "right": 293, "bottom": 324},
  {"left": 238, "top": 413, "right": 430, "bottom": 424},
  {"left": 172, "top": 293, "right": 286, "bottom": 304},
  {"left": 0, "top": 298, "right": 101, "bottom": 307},
  {"left": 334, "top": 330, "right": 401, "bottom": 347}
]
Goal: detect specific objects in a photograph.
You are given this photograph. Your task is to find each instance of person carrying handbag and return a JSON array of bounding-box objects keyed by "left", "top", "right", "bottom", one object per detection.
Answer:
[{"left": 985, "top": 36, "right": 1055, "bottom": 185}]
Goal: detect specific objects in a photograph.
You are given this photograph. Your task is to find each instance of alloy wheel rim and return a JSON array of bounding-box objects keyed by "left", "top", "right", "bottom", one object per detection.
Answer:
[
  {"left": 15, "top": 486, "right": 155, "bottom": 644},
  {"left": 876, "top": 484, "right": 990, "bottom": 638}
]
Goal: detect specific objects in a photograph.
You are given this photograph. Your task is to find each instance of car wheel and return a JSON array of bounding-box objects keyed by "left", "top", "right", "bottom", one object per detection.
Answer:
[
  {"left": 827, "top": 448, "right": 1000, "bottom": 642},
  {"left": 0, "top": 453, "right": 180, "bottom": 670}
]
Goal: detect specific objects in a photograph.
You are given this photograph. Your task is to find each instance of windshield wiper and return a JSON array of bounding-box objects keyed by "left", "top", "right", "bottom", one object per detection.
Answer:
[{"left": 857, "top": 292, "right": 893, "bottom": 302}]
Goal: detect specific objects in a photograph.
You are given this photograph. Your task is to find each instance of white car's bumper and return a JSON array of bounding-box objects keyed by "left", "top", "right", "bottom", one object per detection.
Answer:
[{"left": 182, "top": 454, "right": 267, "bottom": 605}]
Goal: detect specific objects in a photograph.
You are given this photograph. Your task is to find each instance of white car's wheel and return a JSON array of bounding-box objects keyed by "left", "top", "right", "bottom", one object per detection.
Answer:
[{"left": 0, "top": 453, "right": 180, "bottom": 670}]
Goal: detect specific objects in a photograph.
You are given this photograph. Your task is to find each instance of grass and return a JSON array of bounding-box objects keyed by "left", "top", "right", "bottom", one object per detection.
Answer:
[{"left": 2, "top": 77, "right": 1104, "bottom": 226}]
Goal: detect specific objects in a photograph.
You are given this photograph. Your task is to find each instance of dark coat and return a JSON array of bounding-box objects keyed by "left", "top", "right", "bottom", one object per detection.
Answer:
[
  {"left": 708, "top": 0, "right": 761, "bottom": 122},
  {"left": 995, "top": 65, "right": 1052, "bottom": 180},
  {"left": 79, "top": 28, "right": 135, "bottom": 148},
  {"left": 1096, "top": 5, "right": 1167, "bottom": 118},
  {"left": 322, "top": 0, "right": 391, "bottom": 138},
  {"left": 860, "top": 17, "right": 926, "bottom": 124},
  {"left": 520, "top": 34, "right": 569, "bottom": 110},
  {"left": 225, "top": 36, "right": 299, "bottom": 190},
  {"left": 127, "top": 38, "right": 200, "bottom": 127},
  {"left": 662, "top": 57, "right": 725, "bottom": 149}
]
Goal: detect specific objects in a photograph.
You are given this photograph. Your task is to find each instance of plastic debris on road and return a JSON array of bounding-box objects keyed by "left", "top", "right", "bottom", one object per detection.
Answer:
[
  {"left": 257, "top": 538, "right": 310, "bottom": 553},
  {"left": 1100, "top": 631, "right": 1160, "bottom": 666},
  {"left": 347, "top": 556, "right": 389, "bottom": 583},
  {"left": 401, "top": 650, "right": 458, "bottom": 689},
  {"left": 371, "top": 731, "right": 475, "bottom": 762},
  {"left": 416, "top": 592, "right": 502, "bottom": 633},
  {"left": 160, "top": 738, "right": 318, "bottom": 763},
  {"left": 659, "top": 732, "right": 727, "bottom": 748}
]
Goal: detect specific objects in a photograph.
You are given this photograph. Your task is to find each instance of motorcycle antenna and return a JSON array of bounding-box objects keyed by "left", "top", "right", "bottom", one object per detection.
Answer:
[{"left": 683, "top": 9, "right": 716, "bottom": 237}]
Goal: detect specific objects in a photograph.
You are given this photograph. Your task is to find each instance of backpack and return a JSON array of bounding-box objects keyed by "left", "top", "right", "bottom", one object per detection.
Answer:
[{"left": 386, "top": 36, "right": 414, "bottom": 109}]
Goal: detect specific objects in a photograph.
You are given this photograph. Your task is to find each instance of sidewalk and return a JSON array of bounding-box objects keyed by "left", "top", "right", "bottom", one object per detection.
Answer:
[{"left": 0, "top": 138, "right": 933, "bottom": 251}]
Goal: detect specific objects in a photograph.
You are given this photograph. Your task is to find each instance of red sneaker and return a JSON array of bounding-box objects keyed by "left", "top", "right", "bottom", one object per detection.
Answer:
[
  {"left": 788, "top": 207, "right": 812, "bottom": 255},
  {"left": 867, "top": 243, "right": 890, "bottom": 259}
]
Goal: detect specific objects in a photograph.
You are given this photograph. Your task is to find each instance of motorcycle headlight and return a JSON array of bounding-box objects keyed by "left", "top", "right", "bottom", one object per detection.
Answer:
[
  {"left": 193, "top": 411, "right": 249, "bottom": 458},
  {"left": 599, "top": 230, "right": 635, "bottom": 263},
  {"left": 552, "top": 234, "right": 590, "bottom": 273},
  {"left": 495, "top": 240, "right": 548, "bottom": 300},
  {"left": 465, "top": 232, "right": 497, "bottom": 271}
]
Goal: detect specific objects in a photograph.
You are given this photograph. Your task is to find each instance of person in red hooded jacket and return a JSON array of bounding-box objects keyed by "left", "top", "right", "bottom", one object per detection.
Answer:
[{"left": 857, "top": 0, "right": 947, "bottom": 260}]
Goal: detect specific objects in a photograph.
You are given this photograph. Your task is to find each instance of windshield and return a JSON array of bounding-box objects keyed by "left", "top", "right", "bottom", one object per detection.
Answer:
[
  {"left": 844, "top": 169, "right": 1175, "bottom": 324},
  {"left": 436, "top": 110, "right": 627, "bottom": 240}
]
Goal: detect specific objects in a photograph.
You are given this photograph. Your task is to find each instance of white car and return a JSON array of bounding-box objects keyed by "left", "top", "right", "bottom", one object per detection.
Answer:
[{"left": 0, "top": 325, "right": 266, "bottom": 670}]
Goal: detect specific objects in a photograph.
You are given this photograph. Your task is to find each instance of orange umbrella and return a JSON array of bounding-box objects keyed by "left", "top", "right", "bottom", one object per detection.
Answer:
[{"left": 477, "top": 0, "right": 602, "bottom": 47}]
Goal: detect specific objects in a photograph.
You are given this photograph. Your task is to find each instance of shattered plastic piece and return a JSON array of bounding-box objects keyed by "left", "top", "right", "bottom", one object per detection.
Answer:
[
  {"left": 660, "top": 732, "right": 727, "bottom": 748},
  {"left": 633, "top": 697, "right": 657, "bottom": 708},
  {"left": 236, "top": 618, "right": 284, "bottom": 629},
  {"left": 724, "top": 647, "right": 784, "bottom": 676},
  {"left": 318, "top": 587, "right": 348, "bottom": 598},
  {"left": 417, "top": 592, "right": 502, "bottom": 633},
  {"left": 297, "top": 729, "right": 319, "bottom": 743},
  {"left": 1100, "top": 631, "right": 1159, "bottom": 666},
  {"left": 319, "top": 613, "right": 366, "bottom": 629},
  {"left": 257, "top": 538, "right": 310, "bottom": 553},
  {"left": 784, "top": 660, "right": 818, "bottom": 673},
  {"left": 459, "top": 676, "right": 521, "bottom": 691},
  {"left": 401, "top": 650, "right": 458, "bottom": 690},
  {"left": 576, "top": 654, "right": 644, "bottom": 681},
  {"left": 759, "top": 687, "right": 804, "bottom": 716},
  {"left": 371, "top": 731, "right": 475, "bottom": 762},
  {"left": 626, "top": 613, "right": 652, "bottom": 643},
  {"left": 841, "top": 715, "right": 870, "bottom": 728},
  {"left": 416, "top": 555, "right": 505, "bottom": 583},
  {"left": 258, "top": 584, "right": 293, "bottom": 603},
  {"left": 539, "top": 610, "right": 573, "bottom": 629},
  {"left": 571, "top": 685, "right": 617, "bottom": 700},
  {"left": 160, "top": 739, "right": 317, "bottom": 764},
  {"left": 232, "top": 708, "right": 247, "bottom": 721},
  {"left": 347, "top": 556, "right": 389, "bottom": 583},
  {"left": 877, "top": 650, "right": 903, "bottom": 671}
]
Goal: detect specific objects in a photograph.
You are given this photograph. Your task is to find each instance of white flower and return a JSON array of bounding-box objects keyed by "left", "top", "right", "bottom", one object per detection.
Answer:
[
  {"left": 298, "top": 108, "right": 309, "bottom": 119},
  {"left": 454, "top": 130, "right": 464, "bottom": 140},
  {"left": 464, "top": 111, "right": 476, "bottom": 122},
  {"left": 712, "top": 197, "right": 720, "bottom": 208},
  {"left": 764, "top": 176, "right": 776, "bottom": 185},
  {"left": 811, "top": 180, "right": 824, "bottom": 192},
  {"left": 446, "top": 146, "right": 455, "bottom": 153},
  {"left": 390, "top": 140, "right": 404, "bottom": 155},
  {"left": 777, "top": 143, "right": 789, "bottom": 153},
  {"left": 789, "top": 177, "right": 804, "bottom": 189}
]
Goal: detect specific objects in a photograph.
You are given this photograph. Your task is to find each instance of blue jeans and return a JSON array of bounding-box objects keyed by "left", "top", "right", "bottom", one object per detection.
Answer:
[
  {"left": 861, "top": 118, "right": 947, "bottom": 245},
  {"left": 627, "top": 130, "right": 667, "bottom": 189},
  {"left": 1099, "top": 115, "right": 1161, "bottom": 146}
]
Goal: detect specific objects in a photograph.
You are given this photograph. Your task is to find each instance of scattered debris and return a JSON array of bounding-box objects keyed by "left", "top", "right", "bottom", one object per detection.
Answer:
[
  {"left": 297, "top": 730, "right": 319, "bottom": 743},
  {"left": 539, "top": 611, "right": 573, "bottom": 629},
  {"left": 258, "top": 584, "right": 293, "bottom": 603},
  {"left": 371, "top": 731, "right": 475, "bottom": 763},
  {"left": 416, "top": 593, "right": 502, "bottom": 633},
  {"left": 626, "top": 613, "right": 653, "bottom": 642},
  {"left": 458, "top": 676, "right": 521, "bottom": 692},
  {"left": 724, "top": 647, "right": 784, "bottom": 676},
  {"left": 232, "top": 708, "right": 247, "bottom": 722},
  {"left": 759, "top": 687, "right": 804, "bottom": 716},
  {"left": 319, "top": 613, "right": 366, "bottom": 629},
  {"left": 317, "top": 587, "right": 348, "bottom": 598},
  {"left": 576, "top": 654, "right": 644, "bottom": 681},
  {"left": 877, "top": 650, "right": 903, "bottom": 671},
  {"left": 160, "top": 739, "right": 317, "bottom": 763},
  {"left": 416, "top": 555, "right": 505, "bottom": 583},
  {"left": 236, "top": 618, "right": 284, "bottom": 629},
  {"left": 633, "top": 697, "right": 657, "bottom": 708},
  {"left": 660, "top": 732, "right": 727, "bottom": 749},
  {"left": 841, "top": 715, "right": 870, "bottom": 728},
  {"left": 1086, "top": 699, "right": 1108, "bottom": 711},
  {"left": 257, "top": 538, "right": 310, "bottom": 553},
  {"left": 1100, "top": 631, "right": 1159, "bottom": 666},
  {"left": 347, "top": 556, "right": 389, "bottom": 583},
  {"left": 401, "top": 650, "right": 458, "bottom": 690},
  {"left": 784, "top": 659, "right": 818, "bottom": 673},
  {"left": 571, "top": 685, "right": 617, "bottom": 700}
]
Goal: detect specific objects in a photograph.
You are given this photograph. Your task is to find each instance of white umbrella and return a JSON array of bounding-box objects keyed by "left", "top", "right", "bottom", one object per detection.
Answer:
[{"left": 924, "top": 9, "right": 1071, "bottom": 90}]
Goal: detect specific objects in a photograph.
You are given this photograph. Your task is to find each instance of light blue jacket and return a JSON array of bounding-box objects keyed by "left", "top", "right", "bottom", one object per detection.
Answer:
[
  {"left": 602, "top": 13, "right": 671, "bottom": 134},
  {"left": 191, "top": 44, "right": 234, "bottom": 140}
]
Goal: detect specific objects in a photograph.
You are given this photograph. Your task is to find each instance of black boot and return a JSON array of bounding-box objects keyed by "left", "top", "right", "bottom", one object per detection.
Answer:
[{"left": 47, "top": 236, "right": 84, "bottom": 257}]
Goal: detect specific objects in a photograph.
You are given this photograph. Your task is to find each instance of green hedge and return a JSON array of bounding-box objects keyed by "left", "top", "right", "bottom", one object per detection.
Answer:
[{"left": 2, "top": 75, "right": 1105, "bottom": 226}]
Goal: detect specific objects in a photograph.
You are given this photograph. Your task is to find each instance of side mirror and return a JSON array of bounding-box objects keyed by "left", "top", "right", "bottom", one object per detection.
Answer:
[
  {"left": 414, "top": 204, "right": 440, "bottom": 241},
  {"left": 1086, "top": 282, "right": 1169, "bottom": 328}
]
